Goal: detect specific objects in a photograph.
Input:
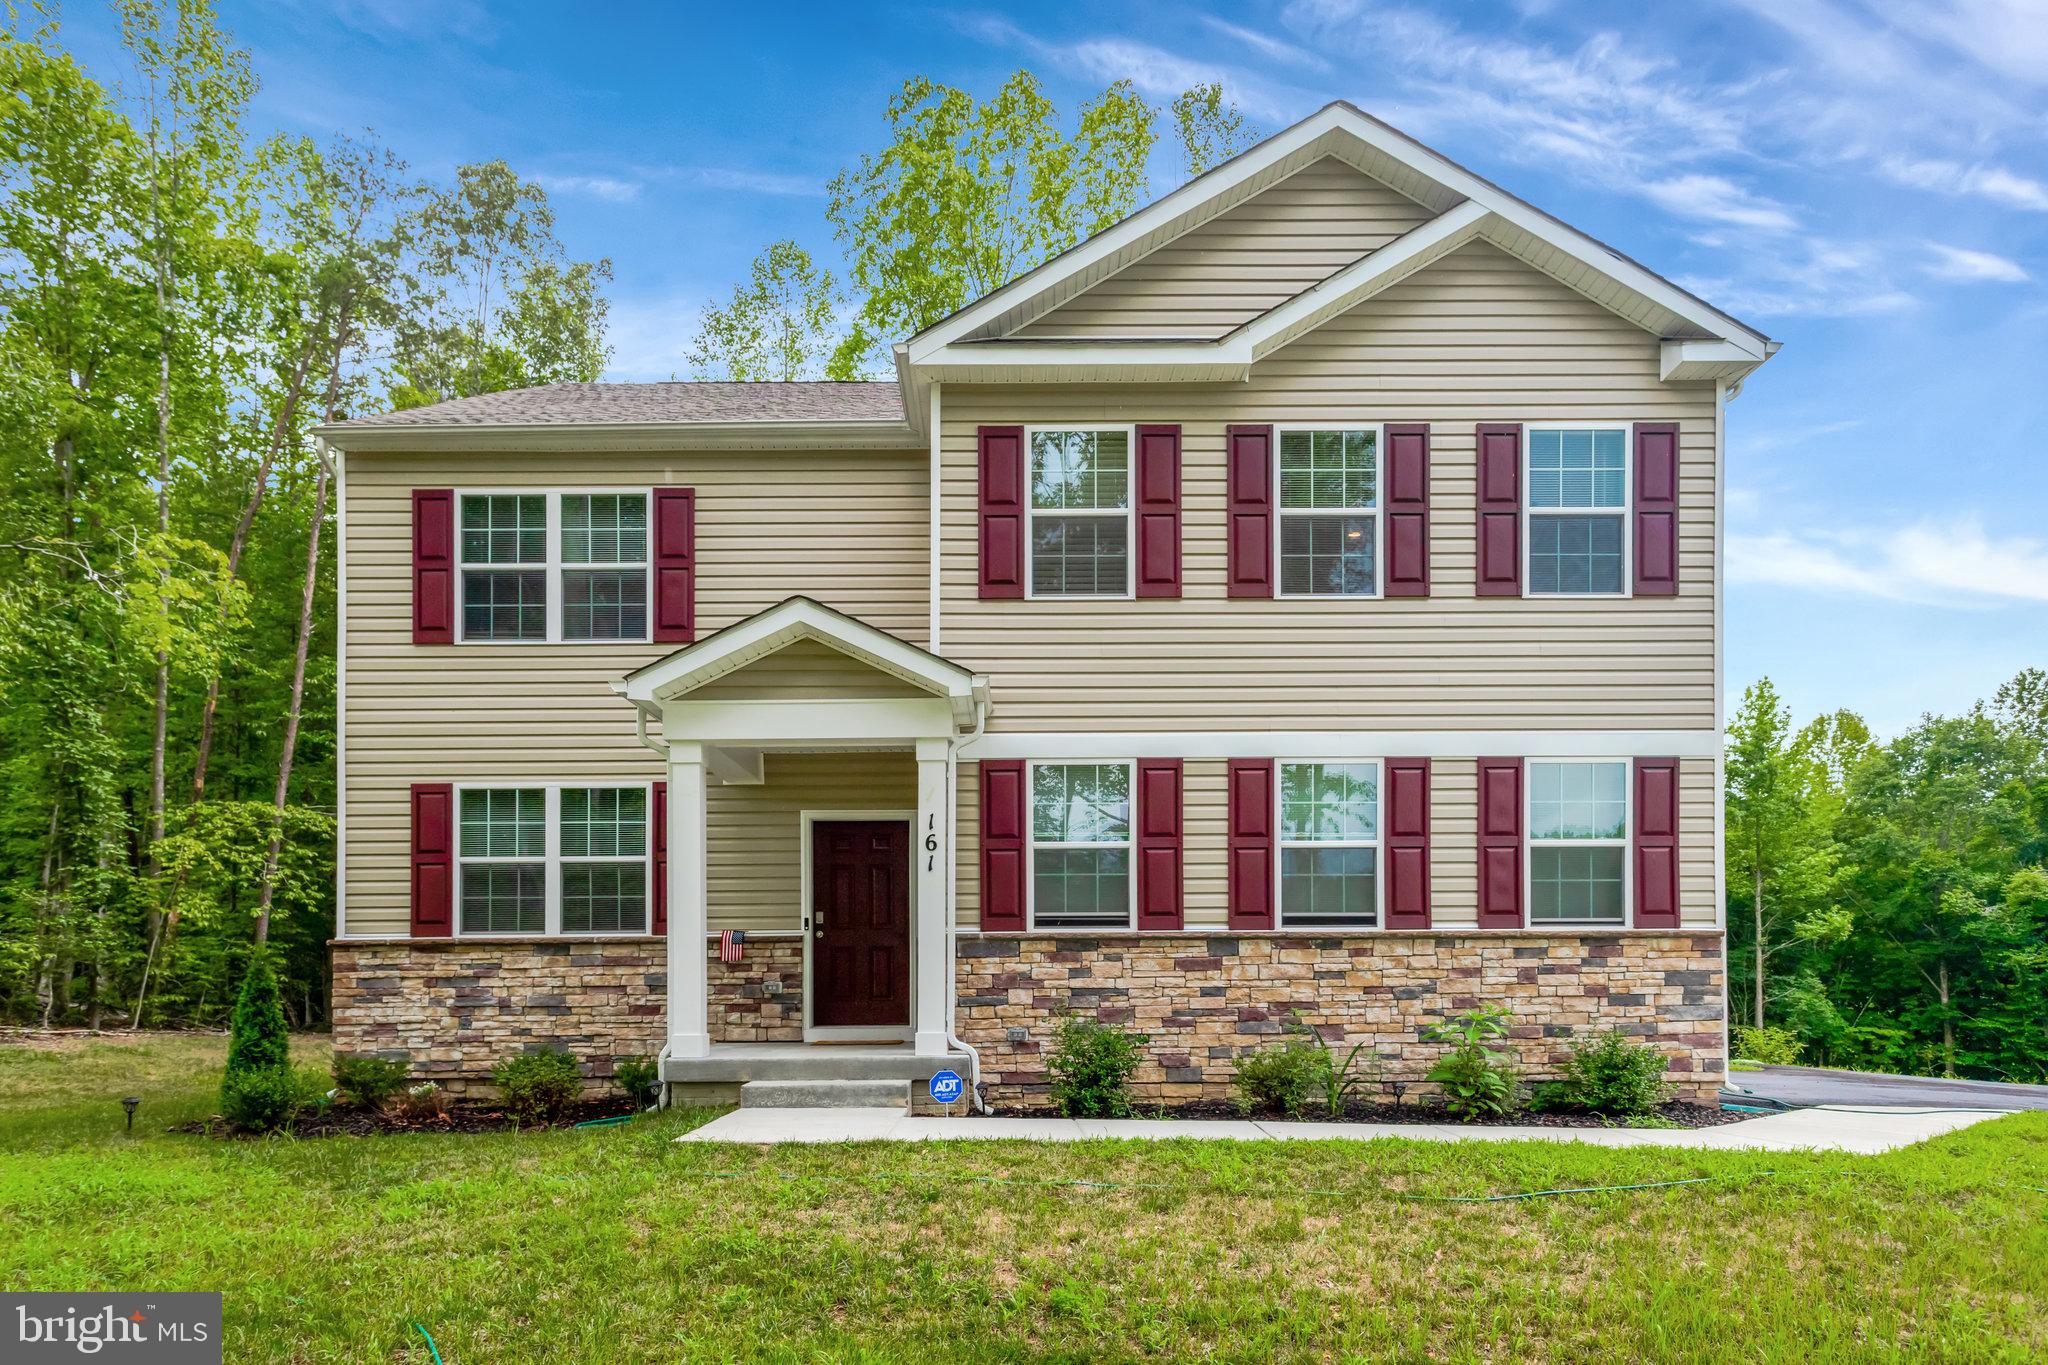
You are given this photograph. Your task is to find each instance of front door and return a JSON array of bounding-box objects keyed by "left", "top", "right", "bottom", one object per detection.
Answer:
[{"left": 810, "top": 820, "right": 911, "bottom": 1028}]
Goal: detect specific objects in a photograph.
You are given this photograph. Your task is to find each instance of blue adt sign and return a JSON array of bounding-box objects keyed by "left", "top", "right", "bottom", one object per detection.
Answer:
[{"left": 928, "top": 1070, "right": 965, "bottom": 1105}]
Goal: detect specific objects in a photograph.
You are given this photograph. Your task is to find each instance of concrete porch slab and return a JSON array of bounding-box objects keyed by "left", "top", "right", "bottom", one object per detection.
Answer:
[
  {"left": 661, "top": 1042, "right": 966, "bottom": 1085},
  {"left": 675, "top": 1103, "right": 2013, "bottom": 1152}
]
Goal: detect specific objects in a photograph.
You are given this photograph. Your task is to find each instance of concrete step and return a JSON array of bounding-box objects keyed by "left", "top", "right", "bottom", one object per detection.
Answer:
[{"left": 740, "top": 1078, "right": 910, "bottom": 1110}]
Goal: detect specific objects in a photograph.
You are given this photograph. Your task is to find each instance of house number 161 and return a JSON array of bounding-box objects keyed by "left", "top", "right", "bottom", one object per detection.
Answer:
[{"left": 925, "top": 815, "right": 938, "bottom": 871}]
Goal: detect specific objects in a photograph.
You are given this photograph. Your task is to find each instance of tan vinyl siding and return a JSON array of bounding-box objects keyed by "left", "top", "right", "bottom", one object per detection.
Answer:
[
  {"left": 1015, "top": 159, "right": 1435, "bottom": 339},
  {"left": 341, "top": 449, "right": 926, "bottom": 936},
  {"left": 689, "top": 638, "right": 932, "bottom": 701},
  {"left": 941, "top": 240, "right": 1719, "bottom": 732},
  {"left": 707, "top": 751, "right": 916, "bottom": 932},
  {"left": 956, "top": 756, "right": 1717, "bottom": 931}
]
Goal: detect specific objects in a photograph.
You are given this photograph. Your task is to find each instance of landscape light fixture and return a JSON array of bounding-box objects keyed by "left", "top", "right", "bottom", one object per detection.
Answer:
[{"left": 121, "top": 1095, "right": 140, "bottom": 1133}]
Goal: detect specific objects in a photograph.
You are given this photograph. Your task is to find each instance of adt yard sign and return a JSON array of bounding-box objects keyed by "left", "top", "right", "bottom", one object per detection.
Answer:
[{"left": 928, "top": 1070, "right": 965, "bottom": 1105}]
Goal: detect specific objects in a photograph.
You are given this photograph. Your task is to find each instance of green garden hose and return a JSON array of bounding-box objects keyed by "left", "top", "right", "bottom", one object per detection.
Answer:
[{"left": 411, "top": 1322, "right": 444, "bottom": 1364}]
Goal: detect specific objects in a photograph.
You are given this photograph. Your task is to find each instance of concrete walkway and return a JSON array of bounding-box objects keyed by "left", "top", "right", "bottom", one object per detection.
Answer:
[{"left": 678, "top": 1103, "right": 2014, "bottom": 1154}]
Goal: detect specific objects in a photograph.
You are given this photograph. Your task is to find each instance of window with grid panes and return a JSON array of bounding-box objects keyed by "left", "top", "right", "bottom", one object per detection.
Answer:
[
  {"left": 1279, "top": 429, "right": 1379, "bottom": 596},
  {"left": 1527, "top": 760, "right": 1628, "bottom": 924},
  {"left": 1278, "top": 761, "right": 1379, "bottom": 927},
  {"left": 1028, "top": 429, "right": 1130, "bottom": 597},
  {"left": 1527, "top": 428, "right": 1627, "bottom": 595},
  {"left": 1030, "top": 762, "right": 1133, "bottom": 928}
]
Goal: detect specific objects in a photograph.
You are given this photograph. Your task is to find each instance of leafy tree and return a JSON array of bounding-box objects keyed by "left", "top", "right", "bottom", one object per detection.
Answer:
[
  {"left": 825, "top": 72, "right": 1156, "bottom": 374},
  {"left": 1171, "top": 82, "right": 1259, "bottom": 178},
  {"left": 687, "top": 240, "right": 843, "bottom": 381}
]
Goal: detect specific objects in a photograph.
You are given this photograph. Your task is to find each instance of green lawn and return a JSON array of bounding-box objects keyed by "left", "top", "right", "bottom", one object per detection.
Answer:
[{"left": 1, "top": 1034, "right": 2044, "bottom": 1362}]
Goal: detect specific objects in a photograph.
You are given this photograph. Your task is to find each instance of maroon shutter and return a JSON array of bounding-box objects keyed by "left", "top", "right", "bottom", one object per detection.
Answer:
[
  {"left": 1476, "top": 758, "right": 1523, "bottom": 928},
  {"left": 1633, "top": 423, "right": 1680, "bottom": 597},
  {"left": 651, "top": 781, "right": 668, "bottom": 935},
  {"left": 1135, "top": 759, "right": 1184, "bottom": 930},
  {"left": 652, "top": 487, "right": 696, "bottom": 643},
  {"left": 1134, "top": 424, "right": 1182, "bottom": 598},
  {"left": 1226, "top": 758, "right": 1275, "bottom": 929},
  {"left": 1384, "top": 424, "right": 1431, "bottom": 597},
  {"left": 410, "top": 783, "right": 454, "bottom": 937},
  {"left": 1633, "top": 758, "right": 1681, "bottom": 928},
  {"left": 1383, "top": 758, "right": 1431, "bottom": 929},
  {"left": 979, "top": 760, "right": 1027, "bottom": 931},
  {"left": 412, "top": 489, "right": 455, "bottom": 644},
  {"left": 978, "top": 426, "right": 1026, "bottom": 599},
  {"left": 1475, "top": 424, "right": 1522, "bottom": 597},
  {"left": 1226, "top": 425, "right": 1274, "bottom": 597}
]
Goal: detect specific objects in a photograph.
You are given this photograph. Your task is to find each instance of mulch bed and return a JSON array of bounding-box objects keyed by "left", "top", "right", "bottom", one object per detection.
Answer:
[
  {"left": 176, "top": 1094, "right": 643, "bottom": 1138},
  {"left": 995, "top": 1100, "right": 1752, "bottom": 1128}
]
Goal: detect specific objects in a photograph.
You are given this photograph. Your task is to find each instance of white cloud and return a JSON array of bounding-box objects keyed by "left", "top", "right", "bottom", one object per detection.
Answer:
[
  {"left": 1878, "top": 0, "right": 2048, "bottom": 86},
  {"left": 537, "top": 174, "right": 641, "bottom": 203},
  {"left": 1730, "top": 520, "right": 2048, "bottom": 606},
  {"left": 960, "top": 18, "right": 1301, "bottom": 122},
  {"left": 690, "top": 168, "right": 824, "bottom": 197},
  {"left": 1880, "top": 156, "right": 2048, "bottom": 213},
  {"left": 1640, "top": 175, "right": 1797, "bottom": 231},
  {"left": 1921, "top": 242, "right": 2030, "bottom": 283},
  {"left": 1198, "top": 16, "right": 1331, "bottom": 74}
]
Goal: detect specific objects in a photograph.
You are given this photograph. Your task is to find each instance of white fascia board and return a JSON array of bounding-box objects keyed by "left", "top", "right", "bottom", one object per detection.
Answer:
[
  {"left": 904, "top": 106, "right": 1354, "bottom": 362},
  {"left": 1661, "top": 340, "right": 1768, "bottom": 382},
  {"left": 618, "top": 597, "right": 978, "bottom": 709}
]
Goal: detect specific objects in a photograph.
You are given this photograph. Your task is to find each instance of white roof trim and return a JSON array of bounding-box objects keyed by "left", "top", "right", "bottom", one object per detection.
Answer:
[
  {"left": 319, "top": 419, "right": 920, "bottom": 454},
  {"left": 906, "top": 102, "right": 1771, "bottom": 366},
  {"left": 615, "top": 596, "right": 985, "bottom": 730}
]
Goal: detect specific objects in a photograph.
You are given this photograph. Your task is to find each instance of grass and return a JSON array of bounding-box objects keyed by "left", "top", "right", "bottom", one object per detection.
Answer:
[{"left": 1, "top": 1034, "right": 2045, "bottom": 1362}]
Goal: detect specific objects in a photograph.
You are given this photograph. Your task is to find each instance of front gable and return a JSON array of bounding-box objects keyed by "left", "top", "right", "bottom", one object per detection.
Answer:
[{"left": 1012, "top": 158, "right": 1434, "bottom": 341}]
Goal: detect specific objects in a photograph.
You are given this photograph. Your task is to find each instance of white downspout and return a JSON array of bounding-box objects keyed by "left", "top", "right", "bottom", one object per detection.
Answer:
[
  {"left": 945, "top": 688, "right": 991, "bottom": 1112},
  {"left": 633, "top": 705, "right": 676, "bottom": 1098}
]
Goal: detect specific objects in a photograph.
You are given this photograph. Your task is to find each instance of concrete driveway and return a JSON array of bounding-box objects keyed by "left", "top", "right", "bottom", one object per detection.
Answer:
[{"left": 1729, "top": 1065, "right": 2048, "bottom": 1112}]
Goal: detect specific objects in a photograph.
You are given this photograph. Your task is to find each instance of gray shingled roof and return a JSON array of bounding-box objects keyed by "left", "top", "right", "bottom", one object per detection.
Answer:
[{"left": 334, "top": 381, "right": 906, "bottom": 429}]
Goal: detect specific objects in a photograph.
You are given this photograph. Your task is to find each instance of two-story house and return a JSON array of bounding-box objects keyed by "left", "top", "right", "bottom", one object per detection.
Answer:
[{"left": 324, "top": 103, "right": 1774, "bottom": 1110}]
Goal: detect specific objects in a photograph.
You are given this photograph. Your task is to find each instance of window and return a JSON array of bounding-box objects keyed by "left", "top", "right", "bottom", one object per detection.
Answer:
[
  {"left": 1278, "top": 761, "right": 1379, "bottom": 928},
  {"left": 1278, "top": 428, "right": 1379, "bottom": 596},
  {"left": 458, "top": 491, "right": 651, "bottom": 642},
  {"left": 1526, "top": 427, "right": 1628, "bottom": 595},
  {"left": 1028, "top": 428, "right": 1130, "bottom": 597},
  {"left": 457, "top": 785, "right": 650, "bottom": 935},
  {"left": 1527, "top": 760, "right": 1628, "bottom": 925},
  {"left": 1029, "top": 762, "right": 1132, "bottom": 928}
]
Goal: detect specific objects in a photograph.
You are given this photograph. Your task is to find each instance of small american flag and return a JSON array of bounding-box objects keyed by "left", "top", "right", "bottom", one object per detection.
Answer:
[{"left": 718, "top": 929, "right": 746, "bottom": 963}]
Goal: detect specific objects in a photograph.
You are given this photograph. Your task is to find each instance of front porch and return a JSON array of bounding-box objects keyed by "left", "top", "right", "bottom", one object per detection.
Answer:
[{"left": 615, "top": 597, "right": 990, "bottom": 1092}]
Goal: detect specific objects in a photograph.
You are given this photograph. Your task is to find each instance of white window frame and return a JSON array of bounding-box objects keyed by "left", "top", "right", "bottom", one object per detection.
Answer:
[
  {"left": 1024, "top": 758, "right": 1138, "bottom": 932},
  {"left": 1521, "top": 423, "right": 1632, "bottom": 600},
  {"left": 1275, "top": 758, "right": 1384, "bottom": 931},
  {"left": 1523, "top": 757, "right": 1632, "bottom": 929},
  {"left": 453, "top": 781, "right": 655, "bottom": 937},
  {"left": 1022, "top": 425, "right": 1137, "bottom": 601},
  {"left": 455, "top": 488, "right": 654, "bottom": 644},
  {"left": 1273, "top": 423, "right": 1386, "bottom": 601}
]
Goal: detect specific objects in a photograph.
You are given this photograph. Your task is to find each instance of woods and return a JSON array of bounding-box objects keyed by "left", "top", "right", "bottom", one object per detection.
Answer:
[
  {"left": 1728, "top": 672, "right": 2048, "bottom": 1081},
  {"left": 0, "top": 1, "right": 609, "bottom": 1029}
]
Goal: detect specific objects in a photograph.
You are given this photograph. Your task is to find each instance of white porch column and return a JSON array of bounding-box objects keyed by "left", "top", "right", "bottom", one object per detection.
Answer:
[
  {"left": 913, "top": 738, "right": 953, "bottom": 1057},
  {"left": 667, "top": 740, "right": 711, "bottom": 1060}
]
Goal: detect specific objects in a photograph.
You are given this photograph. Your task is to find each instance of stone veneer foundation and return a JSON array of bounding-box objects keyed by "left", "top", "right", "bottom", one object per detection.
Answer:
[
  {"left": 955, "top": 932, "right": 1727, "bottom": 1106},
  {"left": 329, "top": 936, "right": 802, "bottom": 1094},
  {"left": 331, "top": 930, "right": 1723, "bottom": 1104}
]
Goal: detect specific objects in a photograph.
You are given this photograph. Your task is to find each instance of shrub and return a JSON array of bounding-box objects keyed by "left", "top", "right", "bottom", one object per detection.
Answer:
[
  {"left": 393, "top": 1081, "right": 449, "bottom": 1122},
  {"left": 1732, "top": 1025, "right": 1802, "bottom": 1067},
  {"left": 223, "top": 954, "right": 289, "bottom": 1081},
  {"left": 1047, "top": 1014, "right": 1148, "bottom": 1118},
  {"left": 1284, "top": 1013, "right": 1381, "bottom": 1117},
  {"left": 332, "top": 1055, "right": 410, "bottom": 1109},
  {"left": 1423, "top": 1004, "right": 1522, "bottom": 1120},
  {"left": 614, "top": 1055, "right": 661, "bottom": 1108},
  {"left": 222, "top": 1067, "right": 323, "bottom": 1133},
  {"left": 1557, "top": 1029, "right": 1671, "bottom": 1116},
  {"left": 492, "top": 1048, "right": 584, "bottom": 1124},
  {"left": 1232, "top": 1038, "right": 1328, "bottom": 1117}
]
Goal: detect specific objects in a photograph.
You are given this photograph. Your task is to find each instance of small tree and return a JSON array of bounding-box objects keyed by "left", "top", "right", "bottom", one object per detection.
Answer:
[{"left": 223, "top": 952, "right": 289, "bottom": 1081}]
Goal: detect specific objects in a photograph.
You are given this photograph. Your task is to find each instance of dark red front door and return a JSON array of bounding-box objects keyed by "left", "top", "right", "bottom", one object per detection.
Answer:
[{"left": 811, "top": 820, "right": 911, "bottom": 1027}]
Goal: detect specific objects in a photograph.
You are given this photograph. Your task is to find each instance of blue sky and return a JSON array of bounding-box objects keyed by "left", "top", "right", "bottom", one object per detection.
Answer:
[{"left": 65, "top": 0, "right": 2048, "bottom": 737}]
